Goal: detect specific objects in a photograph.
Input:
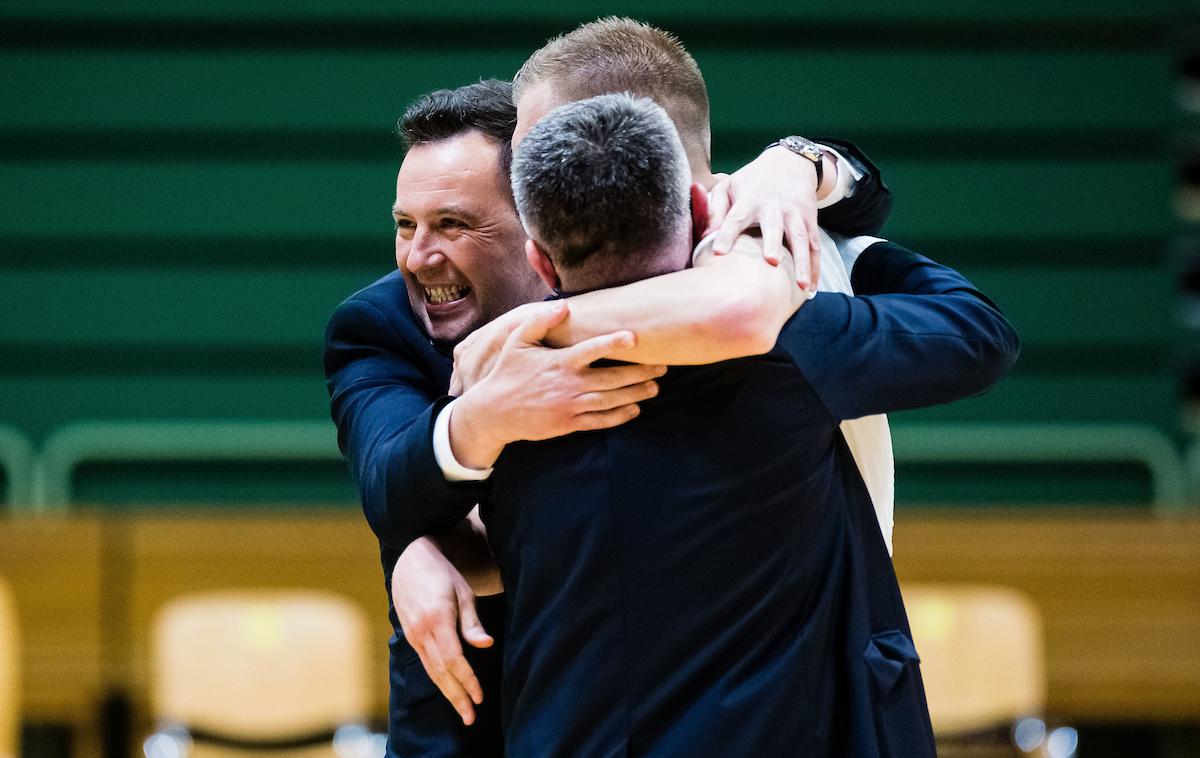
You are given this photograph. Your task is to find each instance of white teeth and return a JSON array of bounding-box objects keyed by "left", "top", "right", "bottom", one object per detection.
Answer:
[{"left": 424, "top": 285, "right": 468, "bottom": 305}]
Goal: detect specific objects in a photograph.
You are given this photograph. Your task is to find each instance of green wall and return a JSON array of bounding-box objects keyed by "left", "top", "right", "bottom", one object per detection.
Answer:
[{"left": 0, "top": 1, "right": 1195, "bottom": 505}]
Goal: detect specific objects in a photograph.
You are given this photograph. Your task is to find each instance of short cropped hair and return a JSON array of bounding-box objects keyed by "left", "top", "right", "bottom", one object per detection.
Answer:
[
  {"left": 396, "top": 79, "right": 517, "bottom": 199},
  {"left": 511, "top": 93, "right": 691, "bottom": 275},
  {"left": 512, "top": 17, "right": 711, "bottom": 171}
]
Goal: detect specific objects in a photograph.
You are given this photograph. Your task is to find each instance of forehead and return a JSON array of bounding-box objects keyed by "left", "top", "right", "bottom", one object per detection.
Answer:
[
  {"left": 394, "top": 131, "right": 506, "bottom": 213},
  {"left": 513, "top": 81, "right": 563, "bottom": 149}
]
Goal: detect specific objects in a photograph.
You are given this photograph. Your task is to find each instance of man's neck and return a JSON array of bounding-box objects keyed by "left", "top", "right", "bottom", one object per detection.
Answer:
[
  {"left": 557, "top": 236, "right": 693, "bottom": 295},
  {"left": 694, "top": 170, "right": 717, "bottom": 191}
]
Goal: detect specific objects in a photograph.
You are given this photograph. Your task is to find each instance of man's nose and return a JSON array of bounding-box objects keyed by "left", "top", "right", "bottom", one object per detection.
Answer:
[{"left": 402, "top": 227, "right": 445, "bottom": 272}]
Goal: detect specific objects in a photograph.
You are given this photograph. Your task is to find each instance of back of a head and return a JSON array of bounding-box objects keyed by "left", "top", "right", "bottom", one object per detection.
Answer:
[
  {"left": 511, "top": 93, "right": 692, "bottom": 289},
  {"left": 513, "top": 17, "right": 711, "bottom": 172}
]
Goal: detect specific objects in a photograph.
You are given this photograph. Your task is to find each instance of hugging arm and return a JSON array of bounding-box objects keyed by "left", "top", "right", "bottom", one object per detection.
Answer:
[
  {"left": 777, "top": 241, "right": 1020, "bottom": 421},
  {"left": 325, "top": 295, "right": 486, "bottom": 551}
]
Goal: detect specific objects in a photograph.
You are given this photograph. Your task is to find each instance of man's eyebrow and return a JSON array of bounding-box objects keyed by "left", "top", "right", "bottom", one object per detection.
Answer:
[{"left": 390, "top": 204, "right": 481, "bottom": 223}]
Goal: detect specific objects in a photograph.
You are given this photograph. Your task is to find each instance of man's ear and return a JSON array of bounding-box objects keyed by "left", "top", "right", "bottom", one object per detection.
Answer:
[
  {"left": 525, "top": 239, "right": 561, "bottom": 291},
  {"left": 689, "top": 183, "right": 709, "bottom": 244}
]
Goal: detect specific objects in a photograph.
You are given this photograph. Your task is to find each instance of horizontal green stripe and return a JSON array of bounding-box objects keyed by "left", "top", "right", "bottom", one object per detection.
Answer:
[
  {"left": 0, "top": 159, "right": 1177, "bottom": 238},
  {"left": 1, "top": 0, "right": 1191, "bottom": 23},
  {"left": 0, "top": 14, "right": 1181, "bottom": 52},
  {"left": 0, "top": 127, "right": 1175, "bottom": 162},
  {"left": 0, "top": 235, "right": 1173, "bottom": 269},
  {"left": 1, "top": 49, "right": 1175, "bottom": 132}
]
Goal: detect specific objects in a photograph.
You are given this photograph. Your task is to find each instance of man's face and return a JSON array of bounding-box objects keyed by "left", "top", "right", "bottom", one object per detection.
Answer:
[{"left": 393, "top": 130, "right": 545, "bottom": 344}]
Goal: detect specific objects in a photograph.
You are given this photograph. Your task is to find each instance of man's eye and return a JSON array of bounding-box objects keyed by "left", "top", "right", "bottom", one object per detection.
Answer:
[
  {"left": 439, "top": 218, "right": 466, "bottom": 229},
  {"left": 394, "top": 219, "right": 415, "bottom": 232}
]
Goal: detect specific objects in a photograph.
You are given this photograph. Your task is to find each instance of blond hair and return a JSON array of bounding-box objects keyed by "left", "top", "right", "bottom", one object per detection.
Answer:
[{"left": 513, "top": 17, "right": 711, "bottom": 171}]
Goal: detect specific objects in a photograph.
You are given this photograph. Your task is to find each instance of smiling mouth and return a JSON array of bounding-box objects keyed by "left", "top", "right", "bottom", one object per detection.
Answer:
[{"left": 424, "top": 285, "right": 471, "bottom": 305}]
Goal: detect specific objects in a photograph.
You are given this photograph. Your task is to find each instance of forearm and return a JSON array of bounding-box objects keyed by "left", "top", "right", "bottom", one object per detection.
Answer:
[{"left": 544, "top": 243, "right": 804, "bottom": 365}]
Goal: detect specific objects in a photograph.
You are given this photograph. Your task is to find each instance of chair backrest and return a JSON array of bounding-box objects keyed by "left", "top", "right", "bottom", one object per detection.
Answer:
[
  {"left": 150, "top": 590, "right": 370, "bottom": 743},
  {"left": 902, "top": 583, "right": 1046, "bottom": 735},
  {"left": 0, "top": 578, "right": 19, "bottom": 758}
]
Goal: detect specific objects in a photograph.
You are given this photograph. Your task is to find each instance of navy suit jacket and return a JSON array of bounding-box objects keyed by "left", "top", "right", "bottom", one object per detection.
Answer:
[
  {"left": 480, "top": 243, "right": 1018, "bottom": 757},
  {"left": 323, "top": 142, "right": 895, "bottom": 757}
]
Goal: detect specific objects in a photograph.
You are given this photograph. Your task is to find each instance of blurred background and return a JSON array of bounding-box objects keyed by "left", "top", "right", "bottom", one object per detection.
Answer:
[{"left": 0, "top": 1, "right": 1198, "bottom": 757}]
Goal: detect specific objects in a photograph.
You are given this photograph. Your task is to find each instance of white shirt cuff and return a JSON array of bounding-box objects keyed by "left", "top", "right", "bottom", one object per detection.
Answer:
[
  {"left": 433, "top": 398, "right": 494, "bottom": 482},
  {"left": 815, "top": 145, "right": 861, "bottom": 210}
]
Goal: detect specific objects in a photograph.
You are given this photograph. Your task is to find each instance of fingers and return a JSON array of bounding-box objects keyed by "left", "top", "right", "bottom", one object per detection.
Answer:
[
  {"left": 711, "top": 203, "right": 752, "bottom": 256},
  {"left": 449, "top": 370, "right": 464, "bottom": 397},
  {"left": 572, "top": 403, "right": 642, "bottom": 432},
  {"left": 786, "top": 209, "right": 826, "bottom": 290},
  {"left": 581, "top": 363, "right": 667, "bottom": 392},
  {"left": 564, "top": 329, "right": 637, "bottom": 368},
  {"left": 422, "top": 625, "right": 478, "bottom": 725},
  {"left": 458, "top": 592, "right": 495, "bottom": 650},
  {"left": 806, "top": 214, "right": 821, "bottom": 292},
  {"left": 509, "top": 301, "right": 569, "bottom": 347},
  {"left": 437, "top": 620, "right": 484, "bottom": 707},
  {"left": 705, "top": 176, "right": 732, "bottom": 238},
  {"left": 576, "top": 379, "right": 660, "bottom": 413},
  {"left": 783, "top": 211, "right": 810, "bottom": 288},
  {"left": 758, "top": 207, "right": 784, "bottom": 267}
]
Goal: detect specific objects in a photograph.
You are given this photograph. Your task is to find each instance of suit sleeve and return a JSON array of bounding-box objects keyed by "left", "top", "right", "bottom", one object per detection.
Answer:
[
  {"left": 777, "top": 241, "right": 1020, "bottom": 421},
  {"left": 324, "top": 296, "right": 487, "bottom": 551},
  {"left": 814, "top": 138, "right": 893, "bottom": 236}
]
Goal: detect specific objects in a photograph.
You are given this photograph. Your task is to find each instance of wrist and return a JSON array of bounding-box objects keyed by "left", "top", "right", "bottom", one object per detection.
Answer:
[
  {"left": 449, "top": 389, "right": 508, "bottom": 469},
  {"left": 765, "top": 136, "right": 826, "bottom": 196}
]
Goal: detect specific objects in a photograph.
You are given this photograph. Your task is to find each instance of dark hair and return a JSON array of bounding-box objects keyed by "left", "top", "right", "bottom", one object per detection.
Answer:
[
  {"left": 511, "top": 93, "right": 690, "bottom": 272},
  {"left": 397, "top": 79, "right": 518, "bottom": 199}
]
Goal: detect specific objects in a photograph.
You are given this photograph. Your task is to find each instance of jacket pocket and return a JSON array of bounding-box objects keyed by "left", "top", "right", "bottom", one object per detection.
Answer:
[
  {"left": 864, "top": 629, "right": 920, "bottom": 694},
  {"left": 863, "top": 629, "right": 937, "bottom": 758}
]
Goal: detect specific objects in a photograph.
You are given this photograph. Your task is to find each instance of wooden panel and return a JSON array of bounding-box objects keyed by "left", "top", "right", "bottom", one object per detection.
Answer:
[
  {"left": 0, "top": 518, "right": 104, "bottom": 724},
  {"left": 893, "top": 512, "right": 1200, "bottom": 721},
  {"left": 0, "top": 579, "right": 17, "bottom": 758},
  {"left": 118, "top": 513, "right": 392, "bottom": 726}
]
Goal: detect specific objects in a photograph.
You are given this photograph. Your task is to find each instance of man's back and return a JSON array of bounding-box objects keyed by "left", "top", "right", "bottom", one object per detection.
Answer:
[
  {"left": 485, "top": 326, "right": 916, "bottom": 757},
  {"left": 481, "top": 236, "right": 1021, "bottom": 757}
]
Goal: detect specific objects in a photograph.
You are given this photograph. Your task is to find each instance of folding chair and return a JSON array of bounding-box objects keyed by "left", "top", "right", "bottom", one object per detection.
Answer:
[
  {"left": 0, "top": 578, "right": 19, "bottom": 758},
  {"left": 146, "top": 590, "right": 376, "bottom": 757},
  {"left": 903, "top": 584, "right": 1049, "bottom": 757}
]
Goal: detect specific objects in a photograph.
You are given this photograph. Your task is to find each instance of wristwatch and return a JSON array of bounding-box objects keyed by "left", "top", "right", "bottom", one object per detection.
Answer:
[{"left": 765, "top": 136, "right": 824, "bottom": 185}]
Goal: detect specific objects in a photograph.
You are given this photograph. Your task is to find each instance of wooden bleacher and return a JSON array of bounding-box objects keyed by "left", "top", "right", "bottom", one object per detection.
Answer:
[{"left": 0, "top": 510, "right": 1196, "bottom": 757}]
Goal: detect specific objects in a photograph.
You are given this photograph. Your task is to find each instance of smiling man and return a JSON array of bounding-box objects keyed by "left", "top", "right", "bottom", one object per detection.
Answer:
[{"left": 393, "top": 128, "right": 546, "bottom": 344}]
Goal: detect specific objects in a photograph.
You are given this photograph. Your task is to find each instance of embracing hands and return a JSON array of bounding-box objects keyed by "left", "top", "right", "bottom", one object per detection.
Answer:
[
  {"left": 449, "top": 301, "right": 665, "bottom": 469},
  {"left": 705, "top": 145, "right": 828, "bottom": 291}
]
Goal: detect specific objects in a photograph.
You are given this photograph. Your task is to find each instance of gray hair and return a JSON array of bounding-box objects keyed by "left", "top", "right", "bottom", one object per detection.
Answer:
[{"left": 511, "top": 93, "right": 691, "bottom": 272}]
